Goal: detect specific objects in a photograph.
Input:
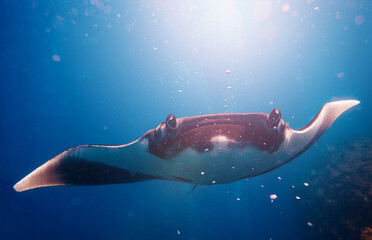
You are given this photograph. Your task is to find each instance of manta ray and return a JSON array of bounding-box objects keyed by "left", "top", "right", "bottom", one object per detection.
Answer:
[{"left": 14, "top": 99, "right": 359, "bottom": 192}]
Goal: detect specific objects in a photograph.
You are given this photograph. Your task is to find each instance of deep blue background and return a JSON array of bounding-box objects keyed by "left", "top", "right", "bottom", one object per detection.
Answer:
[{"left": 0, "top": 1, "right": 370, "bottom": 239}]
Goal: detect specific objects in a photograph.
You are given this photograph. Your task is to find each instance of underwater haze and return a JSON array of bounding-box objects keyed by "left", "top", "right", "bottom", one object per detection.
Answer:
[{"left": 0, "top": 0, "right": 371, "bottom": 240}]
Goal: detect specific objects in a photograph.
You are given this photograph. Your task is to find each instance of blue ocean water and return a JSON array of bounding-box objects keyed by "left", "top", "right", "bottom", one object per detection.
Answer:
[{"left": 0, "top": 1, "right": 371, "bottom": 239}]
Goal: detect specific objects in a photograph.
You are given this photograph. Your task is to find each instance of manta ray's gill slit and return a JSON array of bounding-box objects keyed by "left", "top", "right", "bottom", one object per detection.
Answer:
[
  {"left": 239, "top": 170, "right": 259, "bottom": 180},
  {"left": 172, "top": 176, "right": 193, "bottom": 183}
]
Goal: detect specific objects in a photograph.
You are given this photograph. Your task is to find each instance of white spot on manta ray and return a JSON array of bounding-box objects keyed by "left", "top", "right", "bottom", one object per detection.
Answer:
[
  {"left": 211, "top": 135, "right": 231, "bottom": 143},
  {"left": 209, "top": 135, "right": 235, "bottom": 157},
  {"left": 141, "top": 138, "right": 149, "bottom": 148}
]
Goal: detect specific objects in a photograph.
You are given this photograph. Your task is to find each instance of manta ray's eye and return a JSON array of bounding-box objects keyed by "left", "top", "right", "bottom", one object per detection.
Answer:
[
  {"left": 268, "top": 108, "right": 281, "bottom": 125},
  {"left": 166, "top": 114, "right": 177, "bottom": 130},
  {"left": 165, "top": 114, "right": 178, "bottom": 139}
]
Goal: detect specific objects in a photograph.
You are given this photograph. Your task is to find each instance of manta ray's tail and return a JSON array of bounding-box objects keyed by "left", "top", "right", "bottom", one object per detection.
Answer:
[{"left": 13, "top": 143, "right": 154, "bottom": 192}]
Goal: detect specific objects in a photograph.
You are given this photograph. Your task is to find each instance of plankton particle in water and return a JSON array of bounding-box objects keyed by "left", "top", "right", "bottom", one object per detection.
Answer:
[
  {"left": 270, "top": 194, "right": 277, "bottom": 200},
  {"left": 52, "top": 54, "right": 61, "bottom": 62}
]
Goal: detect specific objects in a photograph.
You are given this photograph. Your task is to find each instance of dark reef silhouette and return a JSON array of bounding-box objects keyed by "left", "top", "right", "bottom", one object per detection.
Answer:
[{"left": 298, "top": 135, "right": 372, "bottom": 240}]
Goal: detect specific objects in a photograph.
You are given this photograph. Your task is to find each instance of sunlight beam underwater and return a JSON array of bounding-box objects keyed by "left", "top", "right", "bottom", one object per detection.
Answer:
[{"left": 14, "top": 99, "right": 359, "bottom": 192}]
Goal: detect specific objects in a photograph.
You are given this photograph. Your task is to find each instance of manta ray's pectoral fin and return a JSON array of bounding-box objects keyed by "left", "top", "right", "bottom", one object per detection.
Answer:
[
  {"left": 287, "top": 99, "right": 360, "bottom": 156},
  {"left": 13, "top": 142, "right": 155, "bottom": 192}
]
